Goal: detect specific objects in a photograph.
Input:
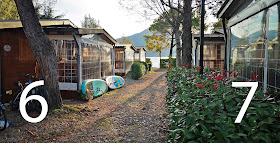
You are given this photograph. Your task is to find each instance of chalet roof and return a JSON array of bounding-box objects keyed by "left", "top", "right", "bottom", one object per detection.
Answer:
[
  {"left": 0, "top": 19, "right": 117, "bottom": 45},
  {"left": 193, "top": 27, "right": 224, "bottom": 37},
  {"left": 135, "top": 47, "right": 147, "bottom": 52},
  {"left": 213, "top": 27, "right": 224, "bottom": 34},
  {"left": 0, "top": 19, "right": 78, "bottom": 29},
  {"left": 78, "top": 28, "right": 117, "bottom": 45},
  {"left": 193, "top": 33, "right": 224, "bottom": 40},
  {"left": 115, "top": 44, "right": 137, "bottom": 51}
]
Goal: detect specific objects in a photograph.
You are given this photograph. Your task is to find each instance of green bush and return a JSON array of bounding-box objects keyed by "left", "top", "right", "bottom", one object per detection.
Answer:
[
  {"left": 131, "top": 62, "right": 145, "bottom": 79},
  {"left": 146, "top": 58, "right": 152, "bottom": 71},
  {"left": 160, "top": 58, "right": 176, "bottom": 68},
  {"left": 140, "top": 61, "right": 148, "bottom": 74},
  {"left": 166, "top": 67, "right": 280, "bottom": 142}
]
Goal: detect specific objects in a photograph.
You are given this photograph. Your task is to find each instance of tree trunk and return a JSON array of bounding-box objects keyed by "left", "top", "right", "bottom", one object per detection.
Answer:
[
  {"left": 174, "top": 28, "right": 182, "bottom": 67},
  {"left": 182, "top": 0, "right": 193, "bottom": 68},
  {"left": 14, "top": 0, "right": 62, "bottom": 110}
]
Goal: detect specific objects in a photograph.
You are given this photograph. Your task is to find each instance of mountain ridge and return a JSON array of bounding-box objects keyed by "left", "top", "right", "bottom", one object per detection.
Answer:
[{"left": 116, "top": 28, "right": 175, "bottom": 57}]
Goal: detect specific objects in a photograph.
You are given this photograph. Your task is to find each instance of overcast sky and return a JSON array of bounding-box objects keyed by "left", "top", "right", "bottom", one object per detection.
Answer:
[{"left": 54, "top": 0, "right": 218, "bottom": 39}]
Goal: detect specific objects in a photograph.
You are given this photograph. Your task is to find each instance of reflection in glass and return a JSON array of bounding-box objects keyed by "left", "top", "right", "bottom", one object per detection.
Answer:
[
  {"left": 231, "top": 10, "right": 265, "bottom": 84},
  {"left": 268, "top": 4, "right": 280, "bottom": 89}
]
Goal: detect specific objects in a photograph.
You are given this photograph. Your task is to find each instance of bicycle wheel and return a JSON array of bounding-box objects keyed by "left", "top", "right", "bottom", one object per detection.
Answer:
[
  {"left": 0, "top": 107, "right": 7, "bottom": 131},
  {"left": 11, "top": 90, "right": 22, "bottom": 111},
  {"left": 26, "top": 88, "right": 48, "bottom": 116}
]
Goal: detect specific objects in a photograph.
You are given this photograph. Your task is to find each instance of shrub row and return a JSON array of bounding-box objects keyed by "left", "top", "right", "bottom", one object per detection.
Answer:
[{"left": 166, "top": 67, "right": 280, "bottom": 142}]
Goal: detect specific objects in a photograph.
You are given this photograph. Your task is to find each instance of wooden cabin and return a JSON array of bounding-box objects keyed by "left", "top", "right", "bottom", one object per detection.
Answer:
[
  {"left": 0, "top": 19, "right": 117, "bottom": 102},
  {"left": 135, "top": 47, "right": 147, "bottom": 62},
  {"left": 114, "top": 44, "right": 136, "bottom": 75},
  {"left": 193, "top": 27, "right": 225, "bottom": 69}
]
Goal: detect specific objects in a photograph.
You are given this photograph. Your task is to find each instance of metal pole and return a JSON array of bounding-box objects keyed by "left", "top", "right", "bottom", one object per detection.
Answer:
[
  {"left": 72, "top": 31, "right": 82, "bottom": 91},
  {"left": 112, "top": 44, "right": 115, "bottom": 75},
  {"left": 200, "top": 0, "right": 205, "bottom": 75},
  {"left": 99, "top": 46, "right": 102, "bottom": 79},
  {"left": 222, "top": 18, "right": 228, "bottom": 70},
  {"left": 263, "top": 10, "right": 269, "bottom": 93}
]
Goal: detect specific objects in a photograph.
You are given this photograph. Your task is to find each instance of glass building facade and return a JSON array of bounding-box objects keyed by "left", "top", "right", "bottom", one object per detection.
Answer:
[{"left": 230, "top": 3, "right": 280, "bottom": 90}]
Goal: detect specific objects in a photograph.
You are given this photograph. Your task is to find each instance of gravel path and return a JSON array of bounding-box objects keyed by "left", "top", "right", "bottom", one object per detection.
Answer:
[{"left": 1, "top": 69, "right": 167, "bottom": 142}]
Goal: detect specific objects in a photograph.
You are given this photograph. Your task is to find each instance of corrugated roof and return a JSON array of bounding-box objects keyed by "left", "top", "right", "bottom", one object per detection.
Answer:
[
  {"left": 78, "top": 28, "right": 117, "bottom": 44},
  {"left": 193, "top": 33, "right": 224, "bottom": 38},
  {"left": 0, "top": 19, "right": 78, "bottom": 29},
  {"left": 115, "top": 44, "right": 137, "bottom": 51},
  {"left": 135, "top": 47, "right": 147, "bottom": 52}
]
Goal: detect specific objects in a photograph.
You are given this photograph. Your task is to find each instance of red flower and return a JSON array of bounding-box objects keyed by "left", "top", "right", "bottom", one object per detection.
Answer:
[
  {"left": 166, "top": 73, "right": 168, "bottom": 76},
  {"left": 196, "top": 67, "right": 201, "bottom": 72},
  {"left": 213, "top": 73, "right": 217, "bottom": 78},
  {"left": 182, "top": 66, "right": 184, "bottom": 69},
  {"left": 195, "top": 83, "right": 203, "bottom": 90},
  {"left": 228, "top": 71, "right": 233, "bottom": 75},
  {"left": 168, "top": 64, "right": 171, "bottom": 68},
  {"left": 266, "top": 91, "right": 269, "bottom": 94},
  {"left": 234, "top": 72, "right": 239, "bottom": 77},
  {"left": 207, "top": 77, "right": 212, "bottom": 80},
  {"left": 252, "top": 74, "right": 257, "bottom": 81},
  {"left": 186, "top": 64, "right": 189, "bottom": 68},
  {"left": 223, "top": 70, "right": 227, "bottom": 75},
  {"left": 212, "top": 84, "right": 219, "bottom": 91},
  {"left": 216, "top": 75, "right": 224, "bottom": 81}
]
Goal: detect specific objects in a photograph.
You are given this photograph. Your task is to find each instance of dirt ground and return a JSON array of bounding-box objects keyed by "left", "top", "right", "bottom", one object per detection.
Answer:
[{"left": 1, "top": 69, "right": 167, "bottom": 143}]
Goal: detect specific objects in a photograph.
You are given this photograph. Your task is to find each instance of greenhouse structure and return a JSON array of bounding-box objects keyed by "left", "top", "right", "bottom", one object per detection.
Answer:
[
  {"left": 218, "top": 0, "right": 280, "bottom": 91},
  {"left": 0, "top": 19, "right": 117, "bottom": 101}
]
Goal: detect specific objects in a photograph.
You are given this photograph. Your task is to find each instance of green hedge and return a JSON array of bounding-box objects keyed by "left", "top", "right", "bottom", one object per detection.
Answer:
[
  {"left": 146, "top": 58, "right": 152, "bottom": 71},
  {"left": 131, "top": 62, "right": 146, "bottom": 79},
  {"left": 160, "top": 58, "right": 176, "bottom": 68},
  {"left": 166, "top": 67, "right": 280, "bottom": 142},
  {"left": 140, "top": 61, "right": 148, "bottom": 74}
]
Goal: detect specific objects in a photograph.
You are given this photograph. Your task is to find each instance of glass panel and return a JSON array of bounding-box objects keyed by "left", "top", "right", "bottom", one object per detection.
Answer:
[
  {"left": 81, "top": 44, "right": 100, "bottom": 81},
  {"left": 52, "top": 40, "right": 77, "bottom": 83},
  {"left": 268, "top": 4, "right": 280, "bottom": 89},
  {"left": 231, "top": 10, "right": 265, "bottom": 83},
  {"left": 101, "top": 46, "right": 113, "bottom": 79}
]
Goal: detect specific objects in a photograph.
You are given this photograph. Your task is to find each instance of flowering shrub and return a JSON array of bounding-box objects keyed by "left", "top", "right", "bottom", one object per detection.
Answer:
[{"left": 166, "top": 67, "right": 280, "bottom": 142}]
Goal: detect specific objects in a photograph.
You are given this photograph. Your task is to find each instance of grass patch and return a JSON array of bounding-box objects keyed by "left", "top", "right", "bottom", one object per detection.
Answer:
[
  {"left": 63, "top": 104, "right": 86, "bottom": 112},
  {"left": 98, "top": 117, "right": 112, "bottom": 130},
  {"left": 103, "top": 89, "right": 120, "bottom": 96}
]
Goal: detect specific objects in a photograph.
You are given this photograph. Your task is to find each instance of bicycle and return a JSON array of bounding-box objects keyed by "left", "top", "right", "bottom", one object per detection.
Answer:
[
  {"left": 11, "top": 74, "right": 48, "bottom": 117},
  {"left": 0, "top": 95, "right": 7, "bottom": 131},
  {"left": 10, "top": 74, "right": 34, "bottom": 111}
]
